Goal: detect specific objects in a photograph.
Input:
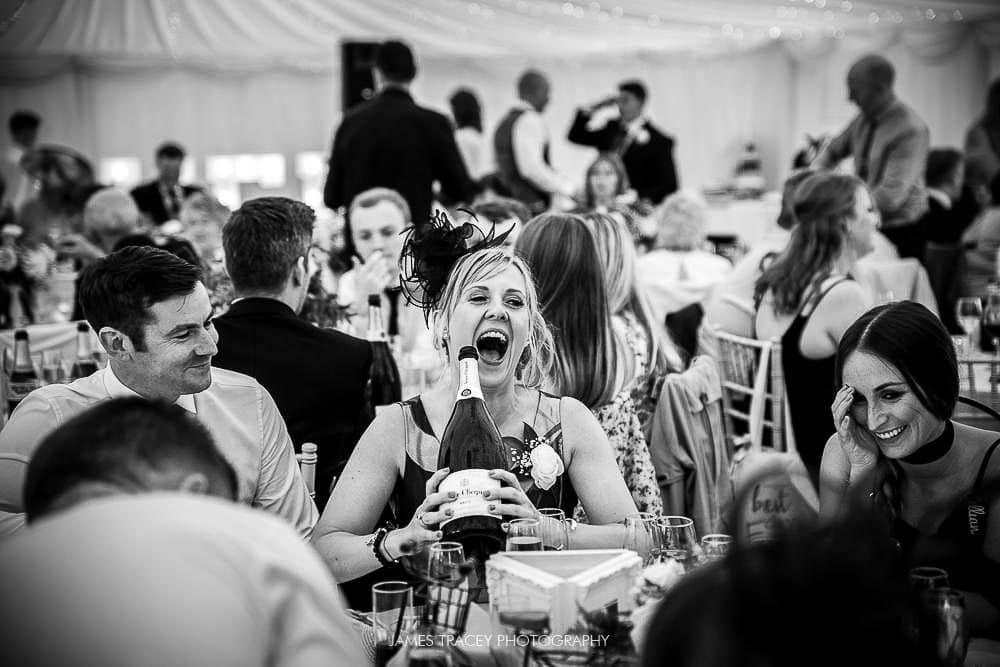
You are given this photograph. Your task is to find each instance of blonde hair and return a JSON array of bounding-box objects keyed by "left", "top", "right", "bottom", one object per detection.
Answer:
[
  {"left": 432, "top": 248, "right": 554, "bottom": 388},
  {"left": 654, "top": 189, "right": 709, "bottom": 250}
]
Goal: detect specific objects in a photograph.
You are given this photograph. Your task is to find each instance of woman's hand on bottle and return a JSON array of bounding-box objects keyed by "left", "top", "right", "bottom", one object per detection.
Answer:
[
  {"left": 832, "top": 385, "right": 879, "bottom": 472},
  {"left": 385, "top": 467, "right": 453, "bottom": 557},
  {"left": 486, "top": 469, "right": 540, "bottom": 520}
]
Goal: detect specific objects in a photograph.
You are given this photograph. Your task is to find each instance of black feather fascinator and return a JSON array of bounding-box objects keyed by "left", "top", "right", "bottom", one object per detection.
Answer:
[{"left": 398, "top": 208, "right": 512, "bottom": 317}]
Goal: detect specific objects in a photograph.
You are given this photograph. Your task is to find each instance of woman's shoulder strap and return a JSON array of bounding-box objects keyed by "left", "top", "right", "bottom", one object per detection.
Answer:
[
  {"left": 801, "top": 273, "right": 853, "bottom": 317},
  {"left": 973, "top": 436, "right": 1000, "bottom": 492}
]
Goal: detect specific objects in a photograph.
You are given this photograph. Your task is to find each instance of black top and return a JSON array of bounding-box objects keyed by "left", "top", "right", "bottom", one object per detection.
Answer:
[
  {"left": 567, "top": 109, "right": 678, "bottom": 205},
  {"left": 323, "top": 87, "right": 475, "bottom": 228},
  {"left": 780, "top": 277, "right": 851, "bottom": 485},
  {"left": 212, "top": 297, "right": 373, "bottom": 509},
  {"left": 129, "top": 181, "right": 202, "bottom": 224}
]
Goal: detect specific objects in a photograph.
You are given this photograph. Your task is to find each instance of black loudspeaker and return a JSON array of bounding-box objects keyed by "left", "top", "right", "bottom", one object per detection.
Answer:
[{"left": 341, "top": 41, "right": 379, "bottom": 111}]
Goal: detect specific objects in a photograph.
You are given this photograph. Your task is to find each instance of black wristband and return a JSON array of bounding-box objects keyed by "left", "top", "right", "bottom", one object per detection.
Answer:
[{"left": 372, "top": 527, "right": 397, "bottom": 568}]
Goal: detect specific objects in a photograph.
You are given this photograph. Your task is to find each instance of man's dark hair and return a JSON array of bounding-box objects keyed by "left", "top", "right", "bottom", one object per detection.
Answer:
[
  {"left": 222, "top": 196, "right": 315, "bottom": 294},
  {"left": 155, "top": 141, "right": 186, "bottom": 161},
  {"left": 77, "top": 246, "right": 202, "bottom": 351},
  {"left": 23, "top": 397, "right": 238, "bottom": 522},
  {"left": 449, "top": 88, "right": 483, "bottom": 133},
  {"left": 924, "top": 147, "right": 964, "bottom": 189},
  {"left": 618, "top": 80, "right": 647, "bottom": 104},
  {"left": 472, "top": 197, "right": 532, "bottom": 225},
  {"left": 375, "top": 40, "right": 417, "bottom": 83},
  {"left": 8, "top": 110, "right": 40, "bottom": 136}
]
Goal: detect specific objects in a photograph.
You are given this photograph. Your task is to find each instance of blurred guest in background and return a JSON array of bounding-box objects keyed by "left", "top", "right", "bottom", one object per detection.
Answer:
[
  {"left": 213, "top": 196, "right": 372, "bottom": 510},
  {"left": 324, "top": 39, "right": 474, "bottom": 229},
  {"left": 814, "top": 55, "right": 929, "bottom": 259},
  {"left": 965, "top": 77, "right": 1000, "bottom": 195},
  {"left": 129, "top": 141, "right": 202, "bottom": 226},
  {"left": 755, "top": 172, "right": 875, "bottom": 486},
  {"left": 823, "top": 301, "right": 1000, "bottom": 636},
  {"left": 568, "top": 79, "right": 678, "bottom": 205},
  {"left": 703, "top": 169, "right": 815, "bottom": 337},
  {"left": 1, "top": 399, "right": 363, "bottom": 667},
  {"left": 959, "top": 172, "right": 1000, "bottom": 298},
  {"left": 471, "top": 196, "right": 531, "bottom": 252},
  {"left": 494, "top": 69, "right": 575, "bottom": 214},
  {"left": 638, "top": 190, "right": 732, "bottom": 354},
  {"left": 1, "top": 110, "right": 40, "bottom": 214},
  {"left": 18, "top": 144, "right": 99, "bottom": 247},
  {"left": 449, "top": 87, "right": 491, "bottom": 181},
  {"left": 517, "top": 213, "right": 662, "bottom": 518}
]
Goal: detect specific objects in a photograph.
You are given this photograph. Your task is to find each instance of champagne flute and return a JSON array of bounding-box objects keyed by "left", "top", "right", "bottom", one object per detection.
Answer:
[
  {"left": 623, "top": 512, "right": 657, "bottom": 565},
  {"left": 427, "top": 542, "right": 465, "bottom": 583},
  {"left": 983, "top": 292, "right": 1000, "bottom": 383},
  {"left": 657, "top": 516, "right": 698, "bottom": 570},
  {"left": 505, "top": 518, "right": 542, "bottom": 551},
  {"left": 918, "top": 588, "right": 968, "bottom": 667},
  {"left": 955, "top": 297, "right": 983, "bottom": 353},
  {"left": 538, "top": 508, "right": 569, "bottom": 551}
]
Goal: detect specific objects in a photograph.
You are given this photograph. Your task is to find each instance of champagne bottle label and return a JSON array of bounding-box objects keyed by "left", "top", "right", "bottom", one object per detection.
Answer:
[
  {"left": 8, "top": 379, "right": 39, "bottom": 406},
  {"left": 438, "top": 470, "right": 501, "bottom": 526}
]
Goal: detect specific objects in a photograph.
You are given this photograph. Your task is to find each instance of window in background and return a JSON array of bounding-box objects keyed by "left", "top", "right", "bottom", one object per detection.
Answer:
[
  {"left": 205, "top": 153, "right": 287, "bottom": 210},
  {"left": 296, "top": 151, "right": 327, "bottom": 211},
  {"left": 98, "top": 157, "right": 142, "bottom": 189}
]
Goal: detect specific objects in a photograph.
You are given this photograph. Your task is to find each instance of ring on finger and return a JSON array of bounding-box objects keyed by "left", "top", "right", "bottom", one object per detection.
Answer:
[{"left": 417, "top": 511, "right": 430, "bottom": 528}]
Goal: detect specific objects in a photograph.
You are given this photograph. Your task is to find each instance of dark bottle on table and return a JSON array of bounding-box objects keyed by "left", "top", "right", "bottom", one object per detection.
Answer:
[
  {"left": 69, "top": 321, "right": 99, "bottom": 380},
  {"left": 365, "top": 294, "right": 401, "bottom": 411},
  {"left": 8, "top": 329, "right": 40, "bottom": 415},
  {"left": 437, "top": 346, "right": 509, "bottom": 563}
]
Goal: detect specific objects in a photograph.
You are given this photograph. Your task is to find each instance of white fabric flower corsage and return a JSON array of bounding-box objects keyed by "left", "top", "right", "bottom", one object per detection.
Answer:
[
  {"left": 633, "top": 128, "right": 650, "bottom": 145},
  {"left": 529, "top": 443, "right": 565, "bottom": 491}
]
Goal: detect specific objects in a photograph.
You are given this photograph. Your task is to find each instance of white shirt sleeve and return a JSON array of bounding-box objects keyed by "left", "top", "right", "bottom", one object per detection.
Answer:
[{"left": 512, "top": 110, "right": 573, "bottom": 197}]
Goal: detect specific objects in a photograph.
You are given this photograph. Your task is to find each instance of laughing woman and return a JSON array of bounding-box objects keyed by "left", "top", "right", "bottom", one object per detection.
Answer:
[
  {"left": 311, "top": 220, "right": 637, "bottom": 608},
  {"left": 820, "top": 301, "right": 1000, "bottom": 636}
]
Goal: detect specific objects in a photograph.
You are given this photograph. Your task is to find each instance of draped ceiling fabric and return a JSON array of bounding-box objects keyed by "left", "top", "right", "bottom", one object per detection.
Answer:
[{"left": 1, "top": 0, "right": 999, "bottom": 196}]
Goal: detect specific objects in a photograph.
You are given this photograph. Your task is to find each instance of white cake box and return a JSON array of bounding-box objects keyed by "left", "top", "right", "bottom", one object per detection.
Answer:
[{"left": 485, "top": 549, "right": 642, "bottom": 635}]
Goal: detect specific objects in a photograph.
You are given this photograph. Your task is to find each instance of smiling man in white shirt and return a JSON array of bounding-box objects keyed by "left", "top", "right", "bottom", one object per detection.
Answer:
[
  {"left": 494, "top": 69, "right": 575, "bottom": 214},
  {"left": 0, "top": 246, "right": 317, "bottom": 537}
]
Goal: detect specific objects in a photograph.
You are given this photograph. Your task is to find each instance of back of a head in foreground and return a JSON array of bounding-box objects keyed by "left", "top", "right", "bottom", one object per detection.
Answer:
[
  {"left": 641, "top": 510, "right": 924, "bottom": 667},
  {"left": 0, "top": 493, "right": 367, "bottom": 667},
  {"left": 23, "top": 397, "right": 238, "bottom": 522}
]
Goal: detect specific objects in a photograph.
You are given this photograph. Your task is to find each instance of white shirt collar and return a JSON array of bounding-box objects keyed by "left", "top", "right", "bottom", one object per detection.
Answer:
[
  {"left": 101, "top": 365, "right": 198, "bottom": 414},
  {"left": 624, "top": 115, "right": 646, "bottom": 136},
  {"left": 926, "top": 187, "right": 952, "bottom": 210}
]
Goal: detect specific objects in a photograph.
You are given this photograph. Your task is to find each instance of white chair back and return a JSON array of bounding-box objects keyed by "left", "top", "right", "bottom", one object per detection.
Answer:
[{"left": 295, "top": 442, "right": 317, "bottom": 500}]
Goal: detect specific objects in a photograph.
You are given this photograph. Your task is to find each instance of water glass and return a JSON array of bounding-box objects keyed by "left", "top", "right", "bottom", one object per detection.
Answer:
[
  {"left": 908, "top": 566, "right": 950, "bottom": 594},
  {"left": 700, "top": 533, "right": 733, "bottom": 562},
  {"left": 955, "top": 296, "right": 983, "bottom": 351},
  {"left": 493, "top": 591, "right": 550, "bottom": 634},
  {"left": 41, "top": 351, "right": 64, "bottom": 385},
  {"left": 657, "top": 516, "right": 698, "bottom": 569},
  {"left": 505, "top": 518, "right": 542, "bottom": 551},
  {"left": 538, "top": 508, "right": 569, "bottom": 551},
  {"left": 372, "top": 581, "right": 414, "bottom": 667},
  {"left": 623, "top": 512, "right": 658, "bottom": 565},
  {"left": 918, "top": 588, "right": 968, "bottom": 667},
  {"left": 427, "top": 542, "right": 465, "bottom": 583}
]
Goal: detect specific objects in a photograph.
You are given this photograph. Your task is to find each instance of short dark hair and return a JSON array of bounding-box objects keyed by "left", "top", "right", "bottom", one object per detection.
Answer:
[
  {"left": 449, "top": 88, "right": 482, "bottom": 132},
  {"left": 618, "top": 79, "right": 647, "bottom": 104},
  {"left": 836, "top": 301, "right": 958, "bottom": 420},
  {"left": 471, "top": 197, "right": 532, "bottom": 225},
  {"left": 9, "top": 110, "right": 40, "bottom": 135},
  {"left": 155, "top": 142, "right": 186, "bottom": 160},
  {"left": 375, "top": 40, "right": 416, "bottom": 83},
  {"left": 23, "top": 397, "right": 238, "bottom": 522},
  {"left": 78, "top": 246, "right": 202, "bottom": 351},
  {"left": 223, "top": 196, "right": 315, "bottom": 294},
  {"left": 925, "top": 148, "right": 964, "bottom": 189}
]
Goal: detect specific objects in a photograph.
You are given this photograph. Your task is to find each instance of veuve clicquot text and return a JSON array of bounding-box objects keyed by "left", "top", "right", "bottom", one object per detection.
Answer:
[
  {"left": 365, "top": 293, "right": 401, "bottom": 411},
  {"left": 437, "top": 346, "right": 508, "bottom": 561}
]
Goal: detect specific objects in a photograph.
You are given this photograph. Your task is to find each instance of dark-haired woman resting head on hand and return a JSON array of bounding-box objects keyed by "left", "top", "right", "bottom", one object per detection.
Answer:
[{"left": 820, "top": 301, "right": 1000, "bottom": 637}]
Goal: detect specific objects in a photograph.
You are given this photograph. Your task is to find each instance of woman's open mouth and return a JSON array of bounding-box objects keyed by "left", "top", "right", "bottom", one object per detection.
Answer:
[
  {"left": 476, "top": 329, "right": 509, "bottom": 365},
  {"left": 873, "top": 425, "right": 906, "bottom": 441}
]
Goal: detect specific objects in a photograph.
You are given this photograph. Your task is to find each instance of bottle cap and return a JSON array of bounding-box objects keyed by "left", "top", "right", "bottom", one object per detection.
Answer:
[
  {"left": 76, "top": 321, "right": 90, "bottom": 332},
  {"left": 14, "top": 329, "right": 27, "bottom": 340},
  {"left": 367, "top": 294, "right": 381, "bottom": 306},
  {"left": 458, "top": 345, "right": 478, "bottom": 360}
]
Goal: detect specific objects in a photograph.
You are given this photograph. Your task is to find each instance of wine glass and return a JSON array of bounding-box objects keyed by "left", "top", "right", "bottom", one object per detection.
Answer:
[
  {"left": 700, "top": 533, "right": 733, "bottom": 563},
  {"left": 983, "top": 292, "right": 1000, "bottom": 383},
  {"left": 538, "top": 508, "right": 569, "bottom": 551},
  {"left": 372, "top": 581, "right": 414, "bottom": 667},
  {"left": 427, "top": 542, "right": 465, "bottom": 583},
  {"left": 623, "top": 512, "right": 657, "bottom": 565},
  {"left": 955, "top": 297, "right": 983, "bottom": 353},
  {"left": 505, "top": 518, "right": 542, "bottom": 551},
  {"left": 918, "top": 588, "right": 968, "bottom": 667},
  {"left": 657, "top": 516, "right": 698, "bottom": 570}
]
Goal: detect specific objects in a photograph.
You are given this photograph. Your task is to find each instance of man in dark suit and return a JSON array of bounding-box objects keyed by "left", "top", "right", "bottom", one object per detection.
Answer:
[
  {"left": 213, "top": 197, "right": 372, "bottom": 510},
  {"left": 323, "top": 40, "right": 475, "bottom": 228},
  {"left": 130, "top": 142, "right": 202, "bottom": 225},
  {"left": 567, "top": 80, "right": 679, "bottom": 205}
]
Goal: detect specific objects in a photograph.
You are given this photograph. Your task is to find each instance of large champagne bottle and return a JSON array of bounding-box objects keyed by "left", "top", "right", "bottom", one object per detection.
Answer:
[
  {"left": 8, "top": 329, "right": 40, "bottom": 415},
  {"left": 69, "top": 321, "right": 99, "bottom": 380},
  {"left": 437, "top": 346, "right": 509, "bottom": 561},
  {"left": 365, "top": 294, "right": 401, "bottom": 409}
]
